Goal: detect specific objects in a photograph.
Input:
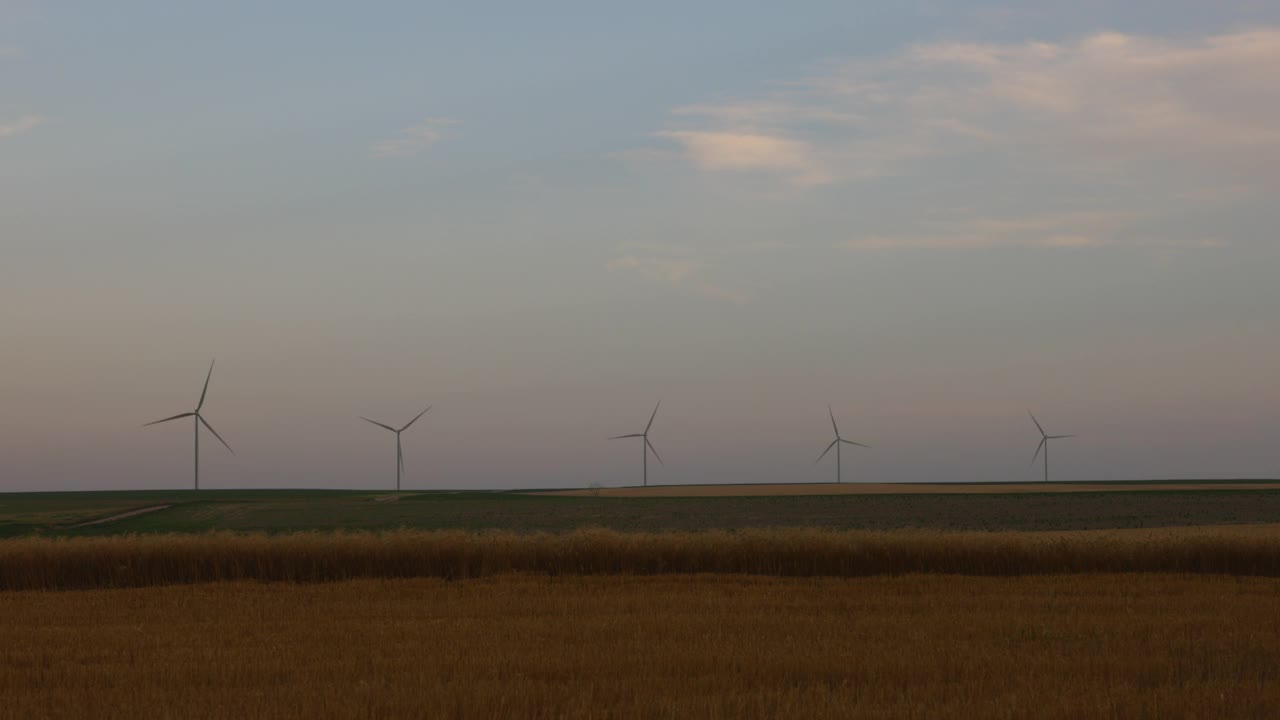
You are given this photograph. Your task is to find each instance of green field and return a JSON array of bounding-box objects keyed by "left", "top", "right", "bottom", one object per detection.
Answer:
[{"left": 3, "top": 483, "right": 1280, "bottom": 537}]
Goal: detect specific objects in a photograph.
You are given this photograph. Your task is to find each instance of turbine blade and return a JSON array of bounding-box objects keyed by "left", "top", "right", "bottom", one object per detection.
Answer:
[
  {"left": 610, "top": 433, "right": 644, "bottom": 439},
  {"left": 841, "top": 440, "right": 870, "bottom": 448},
  {"left": 198, "top": 415, "right": 234, "bottom": 454},
  {"left": 828, "top": 405, "right": 840, "bottom": 438},
  {"left": 196, "top": 359, "right": 215, "bottom": 412},
  {"left": 1030, "top": 437, "right": 1046, "bottom": 466},
  {"left": 816, "top": 439, "right": 838, "bottom": 463},
  {"left": 645, "top": 401, "right": 660, "bottom": 434},
  {"left": 1049, "top": 435, "right": 1076, "bottom": 439},
  {"left": 398, "top": 444, "right": 406, "bottom": 474},
  {"left": 144, "top": 412, "right": 195, "bottom": 426},
  {"left": 360, "top": 417, "right": 398, "bottom": 432},
  {"left": 400, "top": 406, "right": 431, "bottom": 432},
  {"left": 1028, "top": 411, "right": 1045, "bottom": 437},
  {"left": 646, "top": 438, "right": 663, "bottom": 465}
]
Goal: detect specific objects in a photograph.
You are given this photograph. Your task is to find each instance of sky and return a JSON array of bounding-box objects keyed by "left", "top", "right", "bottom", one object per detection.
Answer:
[{"left": 2, "top": 1, "right": 1278, "bottom": 491}]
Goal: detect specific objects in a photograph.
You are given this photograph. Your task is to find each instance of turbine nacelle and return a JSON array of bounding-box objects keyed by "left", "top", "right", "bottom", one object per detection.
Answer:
[
  {"left": 1028, "top": 411, "right": 1076, "bottom": 481},
  {"left": 144, "top": 360, "right": 233, "bottom": 491},
  {"left": 360, "top": 404, "right": 430, "bottom": 486},
  {"left": 360, "top": 406, "right": 431, "bottom": 491},
  {"left": 816, "top": 405, "right": 869, "bottom": 483},
  {"left": 610, "top": 402, "right": 663, "bottom": 486}
]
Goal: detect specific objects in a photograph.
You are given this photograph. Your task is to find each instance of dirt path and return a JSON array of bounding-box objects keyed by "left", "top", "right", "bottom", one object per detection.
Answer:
[
  {"left": 373, "top": 493, "right": 422, "bottom": 503},
  {"left": 64, "top": 505, "right": 172, "bottom": 528}
]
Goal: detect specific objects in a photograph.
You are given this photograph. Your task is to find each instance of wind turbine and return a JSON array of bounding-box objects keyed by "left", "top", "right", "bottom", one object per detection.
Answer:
[
  {"left": 360, "top": 407, "right": 430, "bottom": 491},
  {"left": 144, "top": 359, "right": 234, "bottom": 491},
  {"left": 610, "top": 402, "right": 663, "bottom": 487},
  {"left": 1029, "top": 411, "right": 1075, "bottom": 483},
  {"left": 816, "top": 405, "right": 868, "bottom": 484}
]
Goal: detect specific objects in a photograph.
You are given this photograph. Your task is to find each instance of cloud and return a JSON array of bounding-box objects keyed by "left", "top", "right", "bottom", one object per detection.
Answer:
[
  {"left": 642, "top": 27, "right": 1280, "bottom": 253},
  {"left": 370, "top": 118, "right": 455, "bottom": 158},
  {"left": 0, "top": 46, "right": 22, "bottom": 58},
  {"left": 845, "top": 211, "right": 1123, "bottom": 251},
  {"left": 671, "top": 102, "right": 863, "bottom": 128},
  {"left": 0, "top": 114, "right": 44, "bottom": 138},
  {"left": 654, "top": 27, "right": 1280, "bottom": 189},
  {"left": 657, "top": 131, "right": 832, "bottom": 186},
  {"left": 608, "top": 255, "right": 697, "bottom": 284},
  {"left": 846, "top": 232, "right": 1101, "bottom": 251},
  {"left": 841, "top": 209, "right": 1240, "bottom": 252},
  {"left": 608, "top": 255, "right": 749, "bottom": 305},
  {"left": 889, "top": 30, "right": 1280, "bottom": 162}
]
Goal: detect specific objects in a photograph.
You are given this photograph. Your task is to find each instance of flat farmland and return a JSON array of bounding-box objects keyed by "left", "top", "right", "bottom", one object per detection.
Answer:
[
  {"left": 4, "top": 483, "right": 1280, "bottom": 536},
  {"left": 541, "top": 481, "right": 1280, "bottom": 497},
  {"left": 2, "top": 574, "right": 1277, "bottom": 719}
]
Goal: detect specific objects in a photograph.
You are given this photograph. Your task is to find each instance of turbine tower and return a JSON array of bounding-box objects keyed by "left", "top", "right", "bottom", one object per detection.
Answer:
[
  {"left": 1029, "top": 411, "right": 1075, "bottom": 483},
  {"left": 816, "top": 405, "right": 868, "bottom": 484},
  {"left": 360, "top": 407, "right": 430, "bottom": 491},
  {"left": 144, "top": 359, "right": 234, "bottom": 491},
  {"left": 610, "top": 402, "right": 663, "bottom": 487}
]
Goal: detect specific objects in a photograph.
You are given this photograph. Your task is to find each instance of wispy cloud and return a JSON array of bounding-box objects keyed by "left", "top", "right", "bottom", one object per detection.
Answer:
[
  {"left": 608, "top": 255, "right": 749, "bottom": 305},
  {"left": 846, "top": 231, "right": 1101, "bottom": 251},
  {"left": 0, "top": 114, "right": 44, "bottom": 138},
  {"left": 886, "top": 30, "right": 1280, "bottom": 166},
  {"left": 641, "top": 27, "right": 1280, "bottom": 253},
  {"left": 672, "top": 101, "right": 863, "bottom": 127},
  {"left": 653, "top": 27, "right": 1280, "bottom": 190},
  {"left": 843, "top": 210, "right": 1241, "bottom": 252},
  {"left": 370, "top": 118, "right": 455, "bottom": 158},
  {"left": 657, "top": 131, "right": 832, "bottom": 186},
  {"left": 846, "top": 211, "right": 1129, "bottom": 251},
  {"left": 0, "top": 45, "right": 22, "bottom": 59}
]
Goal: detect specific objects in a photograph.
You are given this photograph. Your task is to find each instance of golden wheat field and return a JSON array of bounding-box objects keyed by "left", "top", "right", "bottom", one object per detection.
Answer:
[
  {"left": 2, "top": 574, "right": 1278, "bottom": 719},
  {"left": 2, "top": 525, "right": 1280, "bottom": 590}
]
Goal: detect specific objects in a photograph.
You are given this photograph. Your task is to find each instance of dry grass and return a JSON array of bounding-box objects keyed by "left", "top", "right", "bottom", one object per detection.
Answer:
[
  {"left": 538, "top": 481, "right": 1280, "bottom": 497},
  {"left": 2, "top": 574, "right": 1278, "bottom": 719},
  {"left": 2, "top": 525, "right": 1280, "bottom": 590}
]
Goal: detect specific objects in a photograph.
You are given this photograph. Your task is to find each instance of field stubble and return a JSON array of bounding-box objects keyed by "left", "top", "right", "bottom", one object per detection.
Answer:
[
  {"left": 1, "top": 574, "right": 1277, "bottom": 719},
  {"left": 2, "top": 525, "right": 1280, "bottom": 591}
]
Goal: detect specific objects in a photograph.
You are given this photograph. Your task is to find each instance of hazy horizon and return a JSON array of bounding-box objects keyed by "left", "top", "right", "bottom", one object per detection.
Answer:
[{"left": 3, "top": 2, "right": 1278, "bottom": 491}]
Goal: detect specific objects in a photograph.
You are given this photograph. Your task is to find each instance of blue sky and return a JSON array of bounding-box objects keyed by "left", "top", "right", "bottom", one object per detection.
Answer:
[{"left": 3, "top": 1, "right": 1278, "bottom": 490}]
